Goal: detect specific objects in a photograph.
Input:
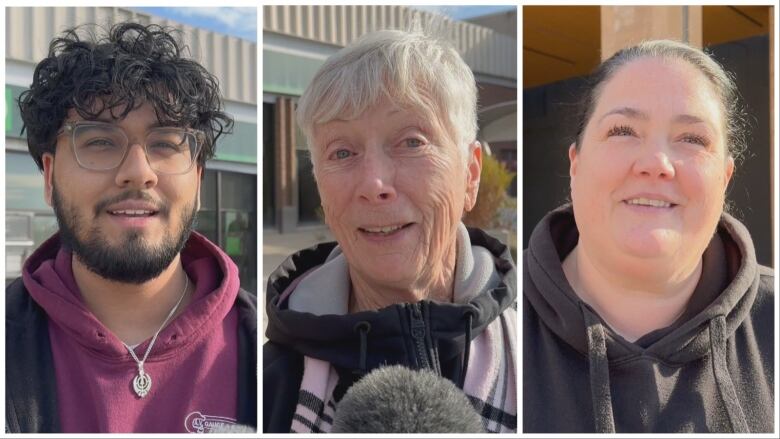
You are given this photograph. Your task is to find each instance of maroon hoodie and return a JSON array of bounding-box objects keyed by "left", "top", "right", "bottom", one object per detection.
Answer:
[{"left": 22, "top": 232, "right": 240, "bottom": 433}]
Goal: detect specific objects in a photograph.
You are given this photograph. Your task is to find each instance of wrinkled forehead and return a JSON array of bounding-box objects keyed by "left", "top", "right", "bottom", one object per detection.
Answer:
[{"left": 310, "top": 87, "right": 450, "bottom": 143}]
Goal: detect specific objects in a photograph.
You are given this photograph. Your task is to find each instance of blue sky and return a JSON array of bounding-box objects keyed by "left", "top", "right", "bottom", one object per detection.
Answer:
[
  {"left": 409, "top": 5, "right": 516, "bottom": 20},
  {"left": 134, "top": 7, "right": 257, "bottom": 42},
  {"left": 134, "top": 6, "right": 514, "bottom": 42}
]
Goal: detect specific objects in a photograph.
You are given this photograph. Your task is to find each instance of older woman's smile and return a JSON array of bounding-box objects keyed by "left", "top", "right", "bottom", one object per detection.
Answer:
[
  {"left": 358, "top": 222, "right": 415, "bottom": 236},
  {"left": 358, "top": 222, "right": 414, "bottom": 234},
  {"left": 357, "top": 223, "right": 416, "bottom": 245}
]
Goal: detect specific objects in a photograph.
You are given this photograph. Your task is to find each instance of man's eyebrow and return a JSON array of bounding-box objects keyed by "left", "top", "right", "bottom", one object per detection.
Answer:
[
  {"left": 598, "top": 107, "right": 649, "bottom": 122},
  {"left": 72, "top": 117, "right": 114, "bottom": 124}
]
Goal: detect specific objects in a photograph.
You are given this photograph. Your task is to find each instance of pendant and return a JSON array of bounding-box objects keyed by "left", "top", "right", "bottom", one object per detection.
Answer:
[{"left": 133, "top": 365, "right": 152, "bottom": 398}]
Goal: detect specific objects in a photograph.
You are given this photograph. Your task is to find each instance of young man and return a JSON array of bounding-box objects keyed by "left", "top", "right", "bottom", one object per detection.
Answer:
[{"left": 5, "top": 22, "right": 257, "bottom": 433}]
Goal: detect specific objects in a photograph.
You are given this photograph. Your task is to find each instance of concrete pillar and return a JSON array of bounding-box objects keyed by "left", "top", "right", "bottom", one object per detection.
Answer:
[
  {"left": 600, "top": 5, "right": 703, "bottom": 60},
  {"left": 274, "top": 96, "right": 298, "bottom": 233}
]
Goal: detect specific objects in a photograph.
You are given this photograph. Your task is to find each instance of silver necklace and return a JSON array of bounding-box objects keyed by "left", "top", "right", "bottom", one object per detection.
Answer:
[{"left": 122, "top": 275, "right": 188, "bottom": 398}]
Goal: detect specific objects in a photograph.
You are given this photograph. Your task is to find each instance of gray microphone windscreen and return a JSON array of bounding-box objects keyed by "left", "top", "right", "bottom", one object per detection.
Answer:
[
  {"left": 206, "top": 423, "right": 255, "bottom": 433},
  {"left": 331, "top": 365, "right": 484, "bottom": 433}
]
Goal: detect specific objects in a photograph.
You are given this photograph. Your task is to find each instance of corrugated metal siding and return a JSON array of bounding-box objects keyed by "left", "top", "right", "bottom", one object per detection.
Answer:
[
  {"left": 5, "top": 7, "right": 257, "bottom": 105},
  {"left": 263, "top": 4, "right": 516, "bottom": 80}
]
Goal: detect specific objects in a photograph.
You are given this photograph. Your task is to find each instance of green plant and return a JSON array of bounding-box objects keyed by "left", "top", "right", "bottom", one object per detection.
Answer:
[{"left": 463, "top": 153, "right": 515, "bottom": 229}]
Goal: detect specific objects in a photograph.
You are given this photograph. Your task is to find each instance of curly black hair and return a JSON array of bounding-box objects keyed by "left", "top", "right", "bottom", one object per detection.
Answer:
[{"left": 19, "top": 21, "right": 233, "bottom": 171}]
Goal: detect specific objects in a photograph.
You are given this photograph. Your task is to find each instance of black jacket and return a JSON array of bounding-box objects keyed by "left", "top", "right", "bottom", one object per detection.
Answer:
[
  {"left": 524, "top": 206, "right": 774, "bottom": 433},
  {"left": 5, "top": 279, "right": 258, "bottom": 433},
  {"left": 263, "top": 228, "right": 517, "bottom": 433}
]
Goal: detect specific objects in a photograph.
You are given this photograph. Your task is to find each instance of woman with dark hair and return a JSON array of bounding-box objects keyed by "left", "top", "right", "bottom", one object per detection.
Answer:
[{"left": 524, "top": 40, "right": 773, "bottom": 433}]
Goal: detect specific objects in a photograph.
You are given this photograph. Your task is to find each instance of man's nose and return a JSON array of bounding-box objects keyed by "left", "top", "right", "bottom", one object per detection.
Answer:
[{"left": 114, "top": 143, "right": 159, "bottom": 188}]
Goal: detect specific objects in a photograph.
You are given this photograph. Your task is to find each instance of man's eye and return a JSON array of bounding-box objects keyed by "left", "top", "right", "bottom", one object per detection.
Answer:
[
  {"left": 83, "top": 138, "right": 120, "bottom": 149},
  {"left": 149, "top": 141, "right": 182, "bottom": 151},
  {"left": 607, "top": 125, "right": 636, "bottom": 137}
]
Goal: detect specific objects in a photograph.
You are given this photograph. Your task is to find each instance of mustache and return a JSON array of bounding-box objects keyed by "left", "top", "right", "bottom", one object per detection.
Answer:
[{"left": 93, "top": 190, "right": 169, "bottom": 216}]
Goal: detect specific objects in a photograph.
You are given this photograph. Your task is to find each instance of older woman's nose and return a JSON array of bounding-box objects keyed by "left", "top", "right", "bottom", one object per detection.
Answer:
[
  {"left": 356, "top": 153, "right": 397, "bottom": 203},
  {"left": 632, "top": 142, "right": 676, "bottom": 179}
]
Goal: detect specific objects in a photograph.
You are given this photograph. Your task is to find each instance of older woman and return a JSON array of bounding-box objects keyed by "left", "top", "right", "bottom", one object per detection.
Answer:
[
  {"left": 264, "top": 30, "right": 517, "bottom": 433},
  {"left": 524, "top": 40, "right": 774, "bottom": 433}
]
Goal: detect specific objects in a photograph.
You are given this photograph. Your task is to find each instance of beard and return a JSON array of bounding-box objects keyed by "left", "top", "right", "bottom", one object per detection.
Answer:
[{"left": 51, "top": 185, "right": 197, "bottom": 284}]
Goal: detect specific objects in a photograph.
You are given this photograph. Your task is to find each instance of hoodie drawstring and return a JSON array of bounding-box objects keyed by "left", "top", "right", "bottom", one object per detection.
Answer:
[
  {"left": 583, "top": 307, "right": 616, "bottom": 433},
  {"left": 353, "top": 321, "right": 371, "bottom": 376},
  {"left": 458, "top": 310, "right": 475, "bottom": 389},
  {"left": 709, "top": 316, "right": 749, "bottom": 433}
]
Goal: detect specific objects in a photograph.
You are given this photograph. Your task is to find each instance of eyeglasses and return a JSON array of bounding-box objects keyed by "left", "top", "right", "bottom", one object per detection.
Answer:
[{"left": 58, "top": 122, "right": 204, "bottom": 175}]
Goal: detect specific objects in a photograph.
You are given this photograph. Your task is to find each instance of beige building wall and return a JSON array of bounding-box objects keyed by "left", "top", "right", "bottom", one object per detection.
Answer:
[{"left": 263, "top": 4, "right": 516, "bottom": 81}]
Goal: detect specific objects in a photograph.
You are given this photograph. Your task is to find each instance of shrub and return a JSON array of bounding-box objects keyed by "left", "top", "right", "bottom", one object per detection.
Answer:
[{"left": 464, "top": 153, "right": 515, "bottom": 229}]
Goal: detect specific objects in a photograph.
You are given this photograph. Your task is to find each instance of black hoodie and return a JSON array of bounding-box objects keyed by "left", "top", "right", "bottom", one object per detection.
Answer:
[
  {"left": 523, "top": 206, "right": 774, "bottom": 433},
  {"left": 263, "top": 227, "right": 517, "bottom": 433}
]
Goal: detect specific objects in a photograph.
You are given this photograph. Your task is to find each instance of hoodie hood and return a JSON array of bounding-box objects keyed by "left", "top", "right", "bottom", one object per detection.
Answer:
[
  {"left": 525, "top": 205, "right": 759, "bottom": 364},
  {"left": 20, "top": 231, "right": 239, "bottom": 360},
  {"left": 524, "top": 205, "right": 765, "bottom": 433},
  {"left": 265, "top": 225, "right": 516, "bottom": 373}
]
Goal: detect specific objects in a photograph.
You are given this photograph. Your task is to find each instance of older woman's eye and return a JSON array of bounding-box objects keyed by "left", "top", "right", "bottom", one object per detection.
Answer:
[
  {"left": 404, "top": 138, "right": 424, "bottom": 148},
  {"left": 333, "top": 149, "right": 353, "bottom": 160},
  {"left": 607, "top": 125, "right": 636, "bottom": 137}
]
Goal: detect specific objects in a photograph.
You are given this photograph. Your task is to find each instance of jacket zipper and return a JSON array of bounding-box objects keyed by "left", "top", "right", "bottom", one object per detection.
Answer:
[{"left": 409, "top": 303, "right": 432, "bottom": 369}]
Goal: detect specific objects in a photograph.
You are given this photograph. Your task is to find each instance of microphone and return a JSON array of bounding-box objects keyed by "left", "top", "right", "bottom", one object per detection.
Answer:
[
  {"left": 331, "top": 365, "right": 484, "bottom": 433},
  {"left": 206, "top": 423, "right": 255, "bottom": 433}
]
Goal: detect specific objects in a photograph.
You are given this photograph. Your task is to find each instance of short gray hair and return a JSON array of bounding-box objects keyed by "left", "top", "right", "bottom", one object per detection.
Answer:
[
  {"left": 574, "top": 39, "right": 748, "bottom": 162},
  {"left": 296, "top": 28, "right": 478, "bottom": 162}
]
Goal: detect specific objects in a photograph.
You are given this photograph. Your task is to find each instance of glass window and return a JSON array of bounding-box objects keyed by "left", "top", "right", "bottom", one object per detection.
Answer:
[
  {"left": 222, "top": 210, "right": 256, "bottom": 293},
  {"left": 297, "top": 150, "right": 321, "bottom": 224},
  {"left": 6, "top": 152, "right": 49, "bottom": 212},
  {"left": 6, "top": 213, "right": 32, "bottom": 241},
  {"left": 214, "top": 120, "right": 257, "bottom": 164},
  {"left": 263, "top": 103, "right": 275, "bottom": 228},
  {"left": 32, "top": 215, "right": 58, "bottom": 246},
  {"left": 221, "top": 172, "right": 255, "bottom": 210},
  {"left": 195, "top": 169, "right": 257, "bottom": 294},
  {"left": 263, "top": 49, "right": 324, "bottom": 96},
  {"left": 195, "top": 170, "right": 218, "bottom": 244}
]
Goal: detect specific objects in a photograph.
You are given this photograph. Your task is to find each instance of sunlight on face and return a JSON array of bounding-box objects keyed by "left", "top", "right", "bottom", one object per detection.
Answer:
[
  {"left": 312, "top": 98, "right": 480, "bottom": 293},
  {"left": 569, "top": 57, "right": 734, "bottom": 278}
]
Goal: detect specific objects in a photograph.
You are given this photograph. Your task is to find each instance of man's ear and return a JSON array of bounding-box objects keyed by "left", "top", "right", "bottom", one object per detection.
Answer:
[
  {"left": 464, "top": 141, "right": 482, "bottom": 212},
  {"left": 42, "top": 153, "right": 55, "bottom": 207}
]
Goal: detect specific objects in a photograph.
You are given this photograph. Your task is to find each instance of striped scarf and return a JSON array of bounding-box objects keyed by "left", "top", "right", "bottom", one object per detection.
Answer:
[{"left": 290, "top": 307, "right": 517, "bottom": 433}]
